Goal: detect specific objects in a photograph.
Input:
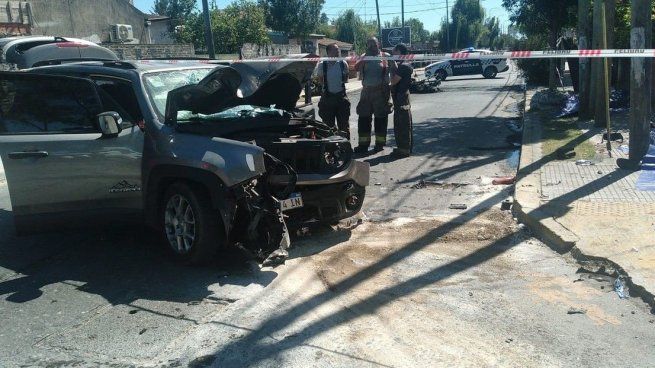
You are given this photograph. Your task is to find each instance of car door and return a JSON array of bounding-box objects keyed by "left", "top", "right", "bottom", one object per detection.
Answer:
[{"left": 0, "top": 72, "right": 143, "bottom": 230}]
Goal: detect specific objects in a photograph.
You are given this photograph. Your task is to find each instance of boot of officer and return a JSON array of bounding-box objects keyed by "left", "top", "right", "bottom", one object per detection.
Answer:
[
  {"left": 316, "top": 43, "right": 351, "bottom": 139},
  {"left": 354, "top": 37, "right": 396, "bottom": 154}
]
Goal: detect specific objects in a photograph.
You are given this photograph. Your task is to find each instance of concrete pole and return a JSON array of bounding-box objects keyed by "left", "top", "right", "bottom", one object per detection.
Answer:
[
  {"left": 201, "top": 0, "right": 215, "bottom": 59},
  {"left": 629, "top": 0, "right": 652, "bottom": 162},
  {"left": 375, "top": 0, "right": 381, "bottom": 38},
  {"left": 578, "top": 0, "right": 592, "bottom": 120},
  {"left": 592, "top": 0, "right": 609, "bottom": 128},
  {"left": 401, "top": 0, "right": 404, "bottom": 28},
  {"left": 446, "top": 0, "right": 450, "bottom": 51}
]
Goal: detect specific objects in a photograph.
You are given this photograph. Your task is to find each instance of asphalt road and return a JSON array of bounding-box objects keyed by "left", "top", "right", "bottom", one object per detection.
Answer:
[{"left": 1, "top": 68, "right": 654, "bottom": 368}]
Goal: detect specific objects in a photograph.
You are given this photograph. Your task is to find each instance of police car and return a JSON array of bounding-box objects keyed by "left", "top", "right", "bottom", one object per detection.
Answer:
[{"left": 424, "top": 48, "right": 509, "bottom": 81}]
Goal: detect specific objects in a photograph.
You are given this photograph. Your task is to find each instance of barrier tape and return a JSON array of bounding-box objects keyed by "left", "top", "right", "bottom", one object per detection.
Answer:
[{"left": 136, "top": 48, "right": 655, "bottom": 64}]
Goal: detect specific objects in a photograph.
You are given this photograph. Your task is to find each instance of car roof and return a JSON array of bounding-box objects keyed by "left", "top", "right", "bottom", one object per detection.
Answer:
[{"left": 21, "top": 60, "right": 221, "bottom": 78}]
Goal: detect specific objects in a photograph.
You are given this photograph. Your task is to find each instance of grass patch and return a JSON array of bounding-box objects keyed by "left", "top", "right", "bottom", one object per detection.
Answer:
[{"left": 541, "top": 115, "right": 596, "bottom": 161}]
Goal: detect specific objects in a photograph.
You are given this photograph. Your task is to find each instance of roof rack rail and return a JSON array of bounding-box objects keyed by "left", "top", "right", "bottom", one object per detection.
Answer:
[{"left": 32, "top": 58, "right": 119, "bottom": 67}]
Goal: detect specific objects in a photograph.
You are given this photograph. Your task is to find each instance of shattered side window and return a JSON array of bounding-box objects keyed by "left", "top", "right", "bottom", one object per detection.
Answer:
[
  {"left": 0, "top": 75, "right": 102, "bottom": 134},
  {"left": 143, "top": 68, "right": 213, "bottom": 117}
]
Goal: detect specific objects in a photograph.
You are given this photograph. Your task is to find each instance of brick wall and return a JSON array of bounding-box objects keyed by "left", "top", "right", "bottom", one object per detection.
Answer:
[{"left": 105, "top": 44, "right": 196, "bottom": 60}]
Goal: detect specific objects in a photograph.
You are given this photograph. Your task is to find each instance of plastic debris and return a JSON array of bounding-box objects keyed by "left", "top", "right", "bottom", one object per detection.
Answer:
[
  {"left": 614, "top": 277, "right": 629, "bottom": 299},
  {"left": 575, "top": 160, "right": 594, "bottom": 166},
  {"left": 492, "top": 176, "right": 516, "bottom": 185},
  {"left": 618, "top": 145, "right": 630, "bottom": 154}
]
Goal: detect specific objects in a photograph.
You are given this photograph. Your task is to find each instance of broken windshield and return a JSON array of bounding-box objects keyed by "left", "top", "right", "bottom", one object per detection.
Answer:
[
  {"left": 177, "top": 104, "right": 289, "bottom": 123},
  {"left": 143, "top": 68, "right": 213, "bottom": 117}
]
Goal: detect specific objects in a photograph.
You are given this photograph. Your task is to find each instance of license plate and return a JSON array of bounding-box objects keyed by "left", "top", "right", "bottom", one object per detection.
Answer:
[{"left": 281, "top": 193, "right": 303, "bottom": 212}]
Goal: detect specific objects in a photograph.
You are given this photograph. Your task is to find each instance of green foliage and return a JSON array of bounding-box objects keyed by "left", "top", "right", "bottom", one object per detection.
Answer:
[
  {"left": 514, "top": 34, "right": 550, "bottom": 85},
  {"left": 152, "top": 0, "right": 196, "bottom": 30},
  {"left": 258, "top": 0, "right": 325, "bottom": 37},
  {"left": 333, "top": 9, "right": 378, "bottom": 53},
  {"left": 437, "top": 0, "right": 492, "bottom": 51},
  {"left": 178, "top": 0, "right": 269, "bottom": 54}
]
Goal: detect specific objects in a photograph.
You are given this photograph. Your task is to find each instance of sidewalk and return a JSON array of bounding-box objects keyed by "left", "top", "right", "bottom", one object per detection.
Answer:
[{"left": 515, "top": 89, "right": 655, "bottom": 307}]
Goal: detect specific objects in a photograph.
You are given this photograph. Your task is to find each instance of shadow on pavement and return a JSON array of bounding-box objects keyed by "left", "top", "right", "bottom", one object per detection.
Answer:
[{"left": 0, "top": 208, "right": 276, "bottom": 306}]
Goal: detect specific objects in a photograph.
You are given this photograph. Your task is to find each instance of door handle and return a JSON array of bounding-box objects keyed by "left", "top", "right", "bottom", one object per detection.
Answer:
[{"left": 8, "top": 151, "right": 49, "bottom": 159}]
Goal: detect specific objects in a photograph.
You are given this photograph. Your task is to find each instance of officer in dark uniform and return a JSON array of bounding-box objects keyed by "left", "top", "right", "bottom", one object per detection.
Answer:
[
  {"left": 316, "top": 43, "right": 350, "bottom": 138},
  {"left": 390, "top": 43, "right": 413, "bottom": 158}
]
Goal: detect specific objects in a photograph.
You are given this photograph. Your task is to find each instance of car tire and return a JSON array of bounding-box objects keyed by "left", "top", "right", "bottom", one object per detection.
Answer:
[
  {"left": 161, "top": 182, "right": 221, "bottom": 264},
  {"left": 437, "top": 70, "right": 448, "bottom": 81},
  {"left": 483, "top": 66, "right": 498, "bottom": 79}
]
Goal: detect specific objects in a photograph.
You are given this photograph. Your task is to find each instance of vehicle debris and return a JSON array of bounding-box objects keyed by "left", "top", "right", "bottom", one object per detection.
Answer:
[
  {"left": 567, "top": 307, "right": 587, "bottom": 315},
  {"left": 492, "top": 176, "right": 516, "bottom": 185},
  {"left": 411, "top": 180, "right": 471, "bottom": 190},
  {"left": 449, "top": 204, "right": 468, "bottom": 210}
]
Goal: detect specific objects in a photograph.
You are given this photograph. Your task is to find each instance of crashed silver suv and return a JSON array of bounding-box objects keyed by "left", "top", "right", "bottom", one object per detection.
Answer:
[{"left": 0, "top": 59, "right": 369, "bottom": 264}]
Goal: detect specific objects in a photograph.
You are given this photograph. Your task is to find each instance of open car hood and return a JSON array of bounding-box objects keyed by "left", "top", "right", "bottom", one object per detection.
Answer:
[{"left": 165, "top": 56, "right": 317, "bottom": 124}]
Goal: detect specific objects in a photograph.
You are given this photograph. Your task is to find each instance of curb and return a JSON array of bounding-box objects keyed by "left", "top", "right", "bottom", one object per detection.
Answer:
[{"left": 513, "top": 88, "right": 655, "bottom": 311}]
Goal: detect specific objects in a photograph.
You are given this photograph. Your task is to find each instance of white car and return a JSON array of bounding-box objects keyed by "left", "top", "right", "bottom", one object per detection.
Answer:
[{"left": 425, "top": 48, "right": 509, "bottom": 81}]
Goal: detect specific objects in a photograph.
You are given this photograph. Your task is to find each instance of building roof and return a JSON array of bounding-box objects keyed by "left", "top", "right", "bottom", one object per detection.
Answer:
[
  {"left": 146, "top": 14, "right": 171, "bottom": 21},
  {"left": 317, "top": 38, "right": 353, "bottom": 50}
]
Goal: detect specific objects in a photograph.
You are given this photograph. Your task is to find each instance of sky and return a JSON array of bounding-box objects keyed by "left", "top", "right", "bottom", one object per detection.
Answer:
[{"left": 133, "top": 0, "right": 511, "bottom": 34}]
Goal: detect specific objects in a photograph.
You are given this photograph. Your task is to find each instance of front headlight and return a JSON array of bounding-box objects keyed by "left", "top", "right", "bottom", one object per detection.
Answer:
[{"left": 323, "top": 143, "right": 351, "bottom": 171}]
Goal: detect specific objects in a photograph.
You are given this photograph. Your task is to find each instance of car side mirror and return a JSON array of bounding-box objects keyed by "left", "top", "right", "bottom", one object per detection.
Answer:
[{"left": 97, "top": 112, "right": 122, "bottom": 136}]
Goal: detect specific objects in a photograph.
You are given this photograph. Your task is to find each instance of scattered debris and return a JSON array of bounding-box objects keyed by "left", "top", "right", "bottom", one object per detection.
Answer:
[
  {"left": 374, "top": 182, "right": 382, "bottom": 186},
  {"left": 501, "top": 199, "right": 513, "bottom": 211},
  {"left": 505, "top": 338, "right": 514, "bottom": 343},
  {"left": 544, "top": 180, "right": 562, "bottom": 187},
  {"left": 567, "top": 307, "right": 587, "bottom": 315},
  {"left": 575, "top": 160, "right": 595, "bottom": 166},
  {"left": 411, "top": 180, "right": 470, "bottom": 190},
  {"left": 262, "top": 248, "right": 289, "bottom": 267},
  {"left": 602, "top": 131, "right": 624, "bottom": 143},
  {"left": 468, "top": 292, "right": 473, "bottom": 297},
  {"left": 139, "top": 328, "right": 147, "bottom": 335},
  {"left": 573, "top": 278, "right": 584, "bottom": 283},
  {"left": 449, "top": 204, "right": 468, "bottom": 210},
  {"left": 614, "top": 277, "right": 629, "bottom": 299},
  {"left": 492, "top": 176, "right": 516, "bottom": 185},
  {"left": 129, "top": 310, "right": 139, "bottom": 315}
]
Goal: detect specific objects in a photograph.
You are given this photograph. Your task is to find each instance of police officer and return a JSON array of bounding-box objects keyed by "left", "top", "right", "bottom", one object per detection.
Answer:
[
  {"left": 390, "top": 43, "right": 413, "bottom": 158},
  {"left": 316, "top": 43, "right": 350, "bottom": 138},
  {"left": 354, "top": 37, "right": 396, "bottom": 154}
]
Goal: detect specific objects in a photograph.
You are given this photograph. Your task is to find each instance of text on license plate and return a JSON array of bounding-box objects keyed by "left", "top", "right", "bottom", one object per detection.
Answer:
[{"left": 281, "top": 193, "right": 303, "bottom": 211}]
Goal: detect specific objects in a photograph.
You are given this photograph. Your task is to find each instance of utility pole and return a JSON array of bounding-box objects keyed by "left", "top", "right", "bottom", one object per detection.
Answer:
[
  {"left": 628, "top": 0, "right": 652, "bottom": 164},
  {"left": 401, "top": 0, "right": 405, "bottom": 28},
  {"left": 375, "top": 0, "right": 381, "bottom": 38},
  {"left": 592, "top": 0, "right": 609, "bottom": 128},
  {"left": 446, "top": 0, "right": 450, "bottom": 51},
  {"left": 201, "top": 0, "right": 215, "bottom": 59},
  {"left": 578, "top": 0, "right": 592, "bottom": 120},
  {"left": 599, "top": 1, "right": 611, "bottom": 151}
]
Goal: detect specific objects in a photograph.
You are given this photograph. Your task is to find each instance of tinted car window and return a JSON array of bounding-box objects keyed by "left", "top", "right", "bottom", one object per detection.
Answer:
[
  {"left": 0, "top": 75, "right": 101, "bottom": 134},
  {"left": 94, "top": 78, "right": 142, "bottom": 124}
]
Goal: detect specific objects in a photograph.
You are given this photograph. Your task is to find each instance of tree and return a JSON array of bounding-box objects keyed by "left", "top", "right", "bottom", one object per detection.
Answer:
[
  {"left": 502, "top": 0, "right": 577, "bottom": 85},
  {"left": 437, "top": 0, "right": 486, "bottom": 51},
  {"left": 178, "top": 0, "right": 269, "bottom": 54},
  {"left": 333, "top": 9, "right": 378, "bottom": 53},
  {"left": 152, "top": 0, "right": 197, "bottom": 30},
  {"left": 258, "top": 0, "right": 325, "bottom": 37}
]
